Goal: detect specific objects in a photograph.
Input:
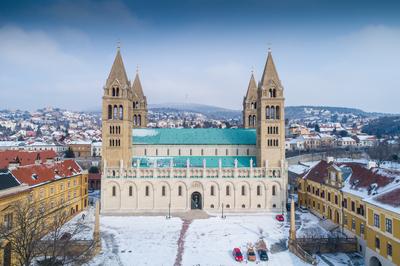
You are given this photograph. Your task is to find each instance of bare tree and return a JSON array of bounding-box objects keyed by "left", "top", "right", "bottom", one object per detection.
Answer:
[
  {"left": 37, "top": 206, "right": 97, "bottom": 266},
  {"left": 0, "top": 198, "right": 47, "bottom": 266},
  {"left": 0, "top": 199, "right": 97, "bottom": 266}
]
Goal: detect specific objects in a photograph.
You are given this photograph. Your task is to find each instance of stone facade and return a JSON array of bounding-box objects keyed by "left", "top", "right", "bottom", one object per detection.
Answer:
[{"left": 101, "top": 48, "right": 288, "bottom": 214}]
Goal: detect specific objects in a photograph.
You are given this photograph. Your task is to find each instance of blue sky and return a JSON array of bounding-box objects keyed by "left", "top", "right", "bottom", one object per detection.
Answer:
[{"left": 0, "top": 0, "right": 399, "bottom": 113}]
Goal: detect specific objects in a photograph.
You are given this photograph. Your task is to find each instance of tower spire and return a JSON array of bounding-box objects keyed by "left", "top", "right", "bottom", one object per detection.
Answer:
[
  {"left": 260, "top": 49, "right": 280, "bottom": 87},
  {"left": 106, "top": 47, "right": 129, "bottom": 88}
]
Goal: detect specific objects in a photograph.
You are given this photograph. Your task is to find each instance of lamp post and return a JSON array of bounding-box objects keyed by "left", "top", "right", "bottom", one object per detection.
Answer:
[
  {"left": 221, "top": 203, "right": 226, "bottom": 219},
  {"left": 166, "top": 202, "right": 171, "bottom": 219}
]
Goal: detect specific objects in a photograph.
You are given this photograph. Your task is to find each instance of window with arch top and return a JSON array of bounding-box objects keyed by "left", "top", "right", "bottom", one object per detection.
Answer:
[{"left": 272, "top": 185, "right": 276, "bottom": 196}]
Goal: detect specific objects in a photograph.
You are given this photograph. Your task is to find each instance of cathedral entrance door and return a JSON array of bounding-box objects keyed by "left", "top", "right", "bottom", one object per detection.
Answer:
[{"left": 191, "top": 192, "right": 202, "bottom": 209}]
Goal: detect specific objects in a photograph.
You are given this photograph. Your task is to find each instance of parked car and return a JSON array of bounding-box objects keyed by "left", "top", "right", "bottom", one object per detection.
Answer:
[
  {"left": 247, "top": 247, "right": 256, "bottom": 261},
  {"left": 232, "top": 248, "right": 243, "bottom": 262},
  {"left": 275, "top": 214, "right": 284, "bottom": 222},
  {"left": 258, "top": 249, "right": 269, "bottom": 261},
  {"left": 299, "top": 206, "right": 309, "bottom": 213}
]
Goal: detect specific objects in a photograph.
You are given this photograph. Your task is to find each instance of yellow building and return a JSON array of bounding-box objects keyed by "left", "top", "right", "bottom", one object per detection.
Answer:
[
  {"left": 298, "top": 159, "right": 400, "bottom": 266},
  {"left": 0, "top": 160, "right": 88, "bottom": 266}
]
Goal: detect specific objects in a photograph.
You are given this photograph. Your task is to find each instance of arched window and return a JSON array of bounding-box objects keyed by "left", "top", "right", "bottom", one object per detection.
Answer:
[
  {"left": 252, "top": 115, "right": 256, "bottom": 126},
  {"left": 138, "top": 115, "right": 141, "bottom": 126},
  {"left": 248, "top": 115, "right": 252, "bottom": 126},
  {"left": 113, "top": 105, "right": 118, "bottom": 119},
  {"left": 210, "top": 186, "right": 215, "bottom": 196},
  {"left": 215, "top": 149, "right": 218, "bottom": 156},
  {"left": 226, "top": 185, "right": 230, "bottom": 196},
  {"left": 108, "top": 105, "right": 112, "bottom": 119},
  {"left": 210, "top": 204, "right": 215, "bottom": 208},
  {"left": 112, "top": 170, "right": 115, "bottom": 177},
  {"left": 242, "top": 204, "right": 246, "bottom": 208},
  {"left": 134, "top": 115, "right": 137, "bottom": 125},
  {"left": 119, "top": 105, "right": 123, "bottom": 120},
  {"left": 116, "top": 87, "right": 119, "bottom": 96},
  {"left": 253, "top": 102, "right": 257, "bottom": 109},
  {"left": 190, "top": 149, "right": 192, "bottom": 156},
  {"left": 112, "top": 186, "right": 116, "bottom": 196},
  {"left": 162, "top": 186, "right": 166, "bottom": 196},
  {"left": 129, "top": 186, "right": 133, "bottom": 196},
  {"left": 226, "top": 149, "right": 228, "bottom": 156},
  {"left": 201, "top": 149, "right": 204, "bottom": 156},
  {"left": 273, "top": 89, "right": 276, "bottom": 98},
  {"left": 110, "top": 126, "right": 112, "bottom": 134},
  {"left": 266, "top": 106, "right": 271, "bottom": 119},
  {"left": 178, "top": 149, "right": 181, "bottom": 156},
  {"left": 109, "top": 139, "right": 112, "bottom": 146},
  {"left": 257, "top": 204, "right": 261, "bottom": 208},
  {"left": 112, "top": 139, "right": 115, "bottom": 146},
  {"left": 167, "top": 149, "right": 170, "bottom": 156},
  {"left": 241, "top": 185, "right": 245, "bottom": 196},
  {"left": 144, "top": 149, "right": 147, "bottom": 156},
  {"left": 270, "top": 106, "right": 275, "bottom": 119},
  {"left": 226, "top": 204, "right": 230, "bottom": 208},
  {"left": 133, "top": 102, "right": 136, "bottom": 108},
  {"left": 272, "top": 185, "right": 276, "bottom": 196},
  {"left": 178, "top": 186, "right": 182, "bottom": 196},
  {"left": 156, "top": 149, "right": 158, "bottom": 156},
  {"left": 276, "top": 106, "right": 280, "bottom": 119},
  {"left": 269, "top": 88, "right": 273, "bottom": 97},
  {"left": 257, "top": 185, "right": 261, "bottom": 196},
  {"left": 112, "top": 88, "right": 116, "bottom": 97},
  {"left": 145, "top": 186, "right": 149, "bottom": 196}
]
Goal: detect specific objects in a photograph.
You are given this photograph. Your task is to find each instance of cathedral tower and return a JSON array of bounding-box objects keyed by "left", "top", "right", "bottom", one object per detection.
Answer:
[
  {"left": 131, "top": 69, "right": 148, "bottom": 128},
  {"left": 102, "top": 48, "right": 133, "bottom": 169},
  {"left": 256, "top": 50, "right": 285, "bottom": 168},
  {"left": 242, "top": 71, "right": 258, "bottom": 128}
]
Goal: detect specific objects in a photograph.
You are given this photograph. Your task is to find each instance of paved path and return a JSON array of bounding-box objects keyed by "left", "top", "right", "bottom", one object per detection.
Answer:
[{"left": 174, "top": 219, "right": 192, "bottom": 266}]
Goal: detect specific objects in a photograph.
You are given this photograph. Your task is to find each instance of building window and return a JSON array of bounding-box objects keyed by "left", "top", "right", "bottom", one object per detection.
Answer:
[
  {"left": 4, "top": 213, "right": 13, "bottom": 230},
  {"left": 112, "top": 186, "right": 116, "bottom": 197},
  {"left": 351, "top": 201, "right": 355, "bottom": 212},
  {"left": 335, "top": 195, "right": 338, "bottom": 205},
  {"left": 162, "top": 186, "right": 166, "bottom": 197},
  {"left": 145, "top": 186, "right": 149, "bottom": 196},
  {"left": 226, "top": 186, "right": 230, "bottom": 196},
  {"left": 257, "top": 185, "right": 261, "bottom": 196},
  {"left": 351, "top": 219, "right": 356, "bottom": 230},
  {"left": 242, "top": 204, "right": 245, "bottom": 208},
  {"left": 241, "top": 185, "right": 245, "bottom": 196},
  {"left": 374, "top": 213, "right": 380, "bottom": 228},
  {"left": 327, "top": 192, "right": 331, "bottom": 201},
  {"left": 226, "top": 204, "right": 230, "bottom": 209},
  {"left": 360, "top": 223, "right": 365, "bottom": 235},
  {"left": 343, "top": 215, "right": 348, "bottom": 226},
  {"left": 210, "top": 204, "right": 214, "bottom": 209},
  {"left": 178, "top": 186, "right": 182, "bottom": 196},
  {"left": 215, "top": 149, "right": 218, "bottom": 156},
  {"left": 343, "top": 198, "right": 347, "bottom": 208},
  {"left": 210, "top": 186, "right": 215, "bottom": 196},
  {"left": 385, "top": 218, "right": 392, "bottom": 234},
  {"left": 272, "top": 185, "right": 276, "bottom": 196},
  {"left": 257, "top": 204, "right": 261, "bottom": 208},
  {"left": 272, "top": 204, "right": 276, "bottom": 208},
  {"left": 375, "top": 237, "right": 380, "bottom": 249},
  {"left": 129, "top": 186, "right": 133, "bottom": 196},
  {"left": 387, "top": 243, "right": 392, "bottom": 257}
]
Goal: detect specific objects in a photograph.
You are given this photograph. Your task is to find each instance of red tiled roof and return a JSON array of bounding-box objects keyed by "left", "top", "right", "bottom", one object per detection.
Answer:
[
  {"left": 88, "top": 173, "right": 101, "bottom": 180},
  {"left": 374, "top": 187, "right": 400, "bottom": 208},
  {"left": 340, "top": 162, "right": 395, "bottom": 190},
  {"left": 11, "top": 160, "right": 81, "bottom": 186},
  {"left": 301, "top": 160, "right": 331, "bottom": 183},
  {"left": 0, "top": 150, "right": 57, "bottom": 169}
]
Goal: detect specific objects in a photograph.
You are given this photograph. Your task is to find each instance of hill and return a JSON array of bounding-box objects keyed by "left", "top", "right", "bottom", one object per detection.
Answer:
[{"left": 362, "top": 116, "right": 400, "bottom": 137}]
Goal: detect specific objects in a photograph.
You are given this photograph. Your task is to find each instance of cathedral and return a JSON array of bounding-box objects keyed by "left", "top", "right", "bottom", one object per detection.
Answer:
[{"left": 100, "top": 48, "right": 288, "bottom": 214}]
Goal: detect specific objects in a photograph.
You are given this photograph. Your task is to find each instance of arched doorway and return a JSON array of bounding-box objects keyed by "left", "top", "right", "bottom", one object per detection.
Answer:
[
  {"left": 370, "top": 256, "right": 382, "bottom": 266},
  {"left": 191, "top": 192, "right": 202, "bottom": 210}
]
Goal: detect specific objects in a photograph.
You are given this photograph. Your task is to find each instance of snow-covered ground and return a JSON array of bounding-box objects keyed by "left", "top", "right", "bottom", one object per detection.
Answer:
[
  {"left": 88, "top": 216, "right": 182, "bottom": 266},
  {"left": 84, "top": 211, "right": 363, "bottom": 266},
  {"left": 182, "top": 214, "right": 307, "bottom": 266}
]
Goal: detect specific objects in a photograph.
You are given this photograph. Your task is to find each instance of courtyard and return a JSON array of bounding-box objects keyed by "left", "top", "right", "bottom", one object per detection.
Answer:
[{"left": 82, "top": 207, "right": 364, "bottom": 266}]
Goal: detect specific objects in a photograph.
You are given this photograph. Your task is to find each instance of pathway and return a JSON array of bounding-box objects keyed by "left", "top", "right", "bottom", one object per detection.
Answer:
[{"left": 174, "top": 219, "right": 192, "bottom": 266}]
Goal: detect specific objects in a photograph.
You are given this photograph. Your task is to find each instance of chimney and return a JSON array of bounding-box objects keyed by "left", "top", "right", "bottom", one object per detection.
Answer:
[{"left": 367, "top": 161, "right": 377, "bottom": 169}]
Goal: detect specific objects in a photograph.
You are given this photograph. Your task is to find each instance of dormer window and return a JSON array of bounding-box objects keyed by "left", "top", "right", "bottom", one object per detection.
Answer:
[{"left": 32, "top": 174, "right": 38, "bottom": 180}]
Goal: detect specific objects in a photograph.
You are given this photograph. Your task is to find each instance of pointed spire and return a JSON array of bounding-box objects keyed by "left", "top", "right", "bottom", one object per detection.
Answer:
[
  {"left": 132, "top": 71, "right": 145, "bottom": 99},
  {"left": 106, "top": 47, "right": 129, "bottom": 88},
  {"left": 245, "top": 71, "right": 257, "bottom": 98},
  {"left": 260, "top": 49, "right": 280, "bottom": 87}
]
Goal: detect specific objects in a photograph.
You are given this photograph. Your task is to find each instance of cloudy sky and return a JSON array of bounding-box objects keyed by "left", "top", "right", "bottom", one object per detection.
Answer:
[{"left": 0, "top": 0, "right": 399, "bottom": 113}]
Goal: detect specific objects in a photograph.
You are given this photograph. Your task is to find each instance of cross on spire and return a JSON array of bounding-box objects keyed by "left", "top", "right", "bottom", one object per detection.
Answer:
[{"left": 117, "top": 39, "right": 121, "bottom": 51}]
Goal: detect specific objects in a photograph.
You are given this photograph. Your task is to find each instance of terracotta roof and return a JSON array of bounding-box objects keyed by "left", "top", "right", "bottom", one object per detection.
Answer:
[
  {"left": 0, "top": 150, "right": 57, "bottom": 169},
  {"left": 88, "top": 173, "right": 101, "bottom": 180},
  {"left": 373, "top": 186, "right": 400, "bottom": 208},
  {"left": 339, "top": 162, "right": 395, "bottom": 191},
  {"left": 11, "top": 160, "right": 81, "bottom": 186},
  {"left": 301, "top": 160, "right": 331, "bottom": 183}
]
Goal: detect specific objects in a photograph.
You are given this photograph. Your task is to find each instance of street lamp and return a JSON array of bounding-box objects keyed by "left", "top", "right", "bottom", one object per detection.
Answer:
[{"left": 221, "top": 203, "right": 226, "bottom": 219}]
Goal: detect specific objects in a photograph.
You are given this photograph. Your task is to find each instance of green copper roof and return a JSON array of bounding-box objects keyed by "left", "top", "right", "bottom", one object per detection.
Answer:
[
  {"left": 132, "top": 128, "right": 256, "bottom": 145},
  {"left": 132, "top": 156, "right": 256, "bottom": 168}
]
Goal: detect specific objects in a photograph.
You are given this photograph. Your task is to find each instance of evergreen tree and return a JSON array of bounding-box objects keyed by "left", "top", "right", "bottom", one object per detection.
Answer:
[
  {"left": 314, "top": 123, "right": 320, "bottom": 133},
  {"left": 64, "top": 147, "right": 75, "bottom": 158}
]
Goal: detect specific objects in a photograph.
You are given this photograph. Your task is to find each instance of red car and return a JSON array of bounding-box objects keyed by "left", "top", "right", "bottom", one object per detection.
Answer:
[
  {"left": 275, "top": 214, "right": 284, "bottom": 222},
  {"left": 232, "top": 247, "right": 243, "bottom": 262}
]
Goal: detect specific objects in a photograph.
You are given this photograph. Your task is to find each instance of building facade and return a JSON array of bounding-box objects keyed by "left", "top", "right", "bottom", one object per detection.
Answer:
[
  {"left": 298, "top": 159, "right": 400, "bottom": 266},
  {"left": 101, "top": 48, "right": 288, "bottom": 214}
]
